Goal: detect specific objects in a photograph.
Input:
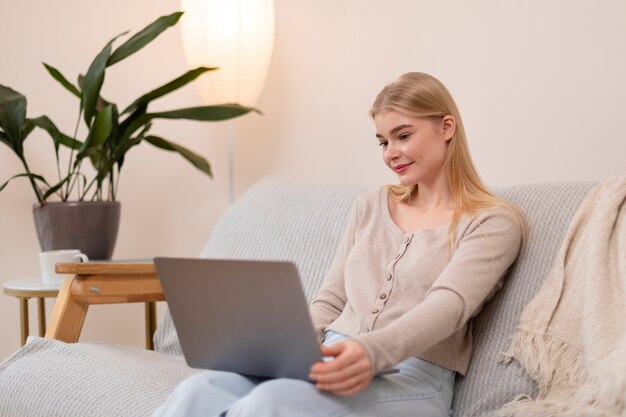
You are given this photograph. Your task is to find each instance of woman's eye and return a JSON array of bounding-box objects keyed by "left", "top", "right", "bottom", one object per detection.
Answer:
[
  {"left": 378, "top": 141, "right": 388, "bottom": 147},
  {"left": 399, "top": 133, "right": 410, "bottom": 140}
]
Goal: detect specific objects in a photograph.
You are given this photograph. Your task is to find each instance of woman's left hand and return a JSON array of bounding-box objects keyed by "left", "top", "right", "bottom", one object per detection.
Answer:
[{"left": 309, "top": 339, "right": 373, "bottom": 396}]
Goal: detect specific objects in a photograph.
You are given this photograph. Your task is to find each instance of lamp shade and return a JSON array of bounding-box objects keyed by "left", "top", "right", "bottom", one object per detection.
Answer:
[{"left": 180, "top": 0, "right": 275, "bottom": 107}]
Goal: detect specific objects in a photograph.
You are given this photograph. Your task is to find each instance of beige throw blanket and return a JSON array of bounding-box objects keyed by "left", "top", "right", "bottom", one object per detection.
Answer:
[{"left": 499, "top": 176, "right": 626, "bottom": 417}]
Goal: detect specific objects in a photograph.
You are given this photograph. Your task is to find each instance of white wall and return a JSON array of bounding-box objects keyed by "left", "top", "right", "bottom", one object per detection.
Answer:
[
  {"left": 1, "top": 0, "right": 624, "bottom": 361},
  {"left": 235, "top": 0, "right": 626, "bottom": 190}
]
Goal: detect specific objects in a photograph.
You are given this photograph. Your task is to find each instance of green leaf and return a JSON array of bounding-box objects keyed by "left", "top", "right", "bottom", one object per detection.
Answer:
[
  {"left": 79, "top": 105, "right": 113, "bottom": 156},
  {"left": 113, "top": 122, "right": 149, "bottom": 171},
  {"left": 23, "top": 119, "right": 36, "bottom": 139},
  {"left": 78, "top": 74, "right": 111, "bottom": 112},
  {"left": 119, "top": 104, "right": 256, "bottom": 148},
  {"left": 108, "top": 103, "right": 121, "bottom": 146},
  {"left": 43, "top": 63, "right": 81, "bottom": 98},
  {"left": 115, "top": 136, "right": 142, "bottom": 171},
  {"left": 89, "top": 148, "right": 102, "bottom": 169},
  {"left": 144, "top": 135, "right": 212, "bottom": 177},
  {"left": 0, "top": 130, "right": 12, "bottom": 149},
  {"left": 27, "top": 116, "right": 82, "bottom": 152},
  {"left": 83, "top": 145, "right": 111, "bottom": 186},
  {"left": 0, "top": 178, "right": 9, "bottom": 192},
  {"left": 0, "top": 85, "right": 27, "bottom": 151},
  {"left": 150, "top": 104, "right": 258, "bottom": 121},
  {"left": 41, "top": 175, "right": 71, "bottom": 201},
  {"left": 88, "top": 105, "right": 114, "bottom": 147},
  {"left": 121, "top": 66, "right": 217, "bottom": 115},
  {"left": 118, "top": 103, "right": 147, "bottom": 139},
  {"left": 108, "top": 12, "right": 184, "bottom": 67},
  {"left": 0, "top": 172, "right": 48, "bottom": 193},
  {"left": 81, "top": 32, "right": 127, "bottom": 127},
  {"left": 135, "top": 122, "right": 152, "bottom": 139}
]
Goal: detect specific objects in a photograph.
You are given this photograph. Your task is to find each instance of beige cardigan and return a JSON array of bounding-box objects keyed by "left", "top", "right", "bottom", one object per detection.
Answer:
[
  {"left": 309, "top": 186, "right": 523, "bottom": 375},
  {"left": 500, "top": 176, "right": 626, "bottom": 417}
]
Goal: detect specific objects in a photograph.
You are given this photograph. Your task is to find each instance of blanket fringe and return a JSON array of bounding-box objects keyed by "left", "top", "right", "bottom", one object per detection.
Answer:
[
  {"left": 498, "top": 330, "right": 626, "bottom": 417},
  {"left": 496, "top": 396, "right": 610, "bottom": 417},
  {"left": 501, "top": 330, "right": 586, "bottom": 398}
]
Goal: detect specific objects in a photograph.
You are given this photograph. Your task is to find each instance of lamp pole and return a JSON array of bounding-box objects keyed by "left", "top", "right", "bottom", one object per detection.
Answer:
[{"left": 227, "top": 120, "right": 235, "bottom": 203}]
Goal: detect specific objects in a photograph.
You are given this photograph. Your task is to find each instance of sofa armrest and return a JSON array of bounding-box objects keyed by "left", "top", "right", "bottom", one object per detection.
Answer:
[{"left": 45, "top": 262, "right": 164, "bottom": 346}]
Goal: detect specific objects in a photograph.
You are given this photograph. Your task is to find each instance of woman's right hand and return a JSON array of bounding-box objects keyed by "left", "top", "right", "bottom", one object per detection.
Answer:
[{"left": 309, "top": 339, "right": 373, "bottom": 396}]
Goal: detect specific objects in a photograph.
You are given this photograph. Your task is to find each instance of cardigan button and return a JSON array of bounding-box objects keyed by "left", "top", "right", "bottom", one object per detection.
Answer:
[
  {"left": 387, "top": 273, "right": 393, "bottom": 281},
  {"left": 379, "top": 293, "right": 387, "bottom": 299},
  {"left": 371, "top": 308, "right": 379, "bottom": 314},
  {"left": 403, "top": 234, "right": 412, "bottom": 244}
]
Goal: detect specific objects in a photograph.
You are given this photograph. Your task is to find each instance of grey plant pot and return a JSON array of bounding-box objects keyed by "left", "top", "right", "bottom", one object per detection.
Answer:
[{"left": 32, "top": 201, "right": 121, "bottom": 260}]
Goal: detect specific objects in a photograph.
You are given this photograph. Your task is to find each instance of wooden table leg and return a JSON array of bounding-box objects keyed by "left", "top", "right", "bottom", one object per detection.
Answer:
[
  {"left": 145, "top": 302, "right": 156, "bottom": 350},
  {"left": 45, "top": 277, "right": 89, "bottom": 343},
  {"left": 19, "top": 297, "right": 29, "bottom": 346},
  {"left": 37, "top": 297, "right": 46, "bottom": 337}
]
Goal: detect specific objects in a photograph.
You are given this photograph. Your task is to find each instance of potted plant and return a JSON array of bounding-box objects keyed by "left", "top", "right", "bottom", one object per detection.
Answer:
[{"left": 0, "top": 11, "right": 256, "bottom": 259}]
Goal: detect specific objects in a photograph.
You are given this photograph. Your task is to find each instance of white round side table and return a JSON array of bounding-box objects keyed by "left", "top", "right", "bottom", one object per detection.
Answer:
[{"left": 2, "top": 278, "right": 60, "bottom": 346}]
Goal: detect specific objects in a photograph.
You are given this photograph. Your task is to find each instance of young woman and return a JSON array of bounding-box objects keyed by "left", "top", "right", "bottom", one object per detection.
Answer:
[{"left": 153, "top": 72, "right": 526, "bottom": 417}]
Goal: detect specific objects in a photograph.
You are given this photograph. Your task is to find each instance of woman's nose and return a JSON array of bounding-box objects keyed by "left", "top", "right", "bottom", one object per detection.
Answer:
[{"left": 385, "top": 141, "right": 400, "bottom": 159}]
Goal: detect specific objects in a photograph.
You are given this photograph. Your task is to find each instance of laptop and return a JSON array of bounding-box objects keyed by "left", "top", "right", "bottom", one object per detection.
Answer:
[{"left": 154, "top": 257, "right": 322, "bottom": 381}]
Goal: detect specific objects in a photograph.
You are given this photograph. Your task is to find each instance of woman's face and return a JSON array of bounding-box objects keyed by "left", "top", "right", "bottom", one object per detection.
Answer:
[{"left": 374, "top": 109, "right": 454, "bottom": 186}]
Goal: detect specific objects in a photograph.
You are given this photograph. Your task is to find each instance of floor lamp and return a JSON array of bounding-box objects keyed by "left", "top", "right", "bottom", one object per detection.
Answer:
[{"left": 180, "top": 0, "right": 275, "bottom": 202}]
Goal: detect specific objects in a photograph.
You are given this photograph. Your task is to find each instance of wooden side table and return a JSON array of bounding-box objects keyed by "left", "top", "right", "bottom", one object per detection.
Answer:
[
  {"left": 2, "top": 278, "right": 60, "bottom": 346},
  {"left": 45, "top": 262, "right": 163, "bottom": 350},
  {"left": 4, "top": 269, "right": 161, "bottom": 350}
]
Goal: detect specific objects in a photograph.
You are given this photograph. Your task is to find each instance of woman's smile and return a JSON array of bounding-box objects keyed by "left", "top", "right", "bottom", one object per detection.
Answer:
[{"left": 393, "top": 162, "right": 414, "bottom": 173}]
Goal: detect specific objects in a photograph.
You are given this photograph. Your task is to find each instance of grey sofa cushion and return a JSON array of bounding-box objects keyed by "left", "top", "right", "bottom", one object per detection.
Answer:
[
  {"left": 155, "top": 177, "right": 596, "bottom": 417},
  {"left": 0, "top": 337, "right": 198, "bottom": 417}
]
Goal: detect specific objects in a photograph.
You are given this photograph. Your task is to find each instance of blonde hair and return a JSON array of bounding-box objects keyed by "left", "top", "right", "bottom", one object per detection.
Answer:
[{"left": 370, "top": 72, "right": 527, "bottom": 253}]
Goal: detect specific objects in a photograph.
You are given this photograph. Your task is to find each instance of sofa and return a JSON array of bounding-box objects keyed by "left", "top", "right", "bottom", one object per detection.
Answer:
[{"left": 0, "top": 177, "right": 597, "bottom": 417}]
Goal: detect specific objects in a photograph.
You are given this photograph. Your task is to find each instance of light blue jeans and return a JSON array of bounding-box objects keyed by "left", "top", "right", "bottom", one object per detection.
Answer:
[{"left": 152, "top": 331, "right": 456, "bottom": 417}]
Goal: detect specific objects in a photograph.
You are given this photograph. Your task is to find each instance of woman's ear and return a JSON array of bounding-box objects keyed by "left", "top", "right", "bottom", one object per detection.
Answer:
[{"left": 442, "top": 115, "right": 456, "bottom": 141}]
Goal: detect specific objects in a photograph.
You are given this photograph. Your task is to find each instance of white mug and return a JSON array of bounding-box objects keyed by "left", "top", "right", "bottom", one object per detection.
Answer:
[{"left": 39, "top": 249, "right": 89, "bottom": 286}]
